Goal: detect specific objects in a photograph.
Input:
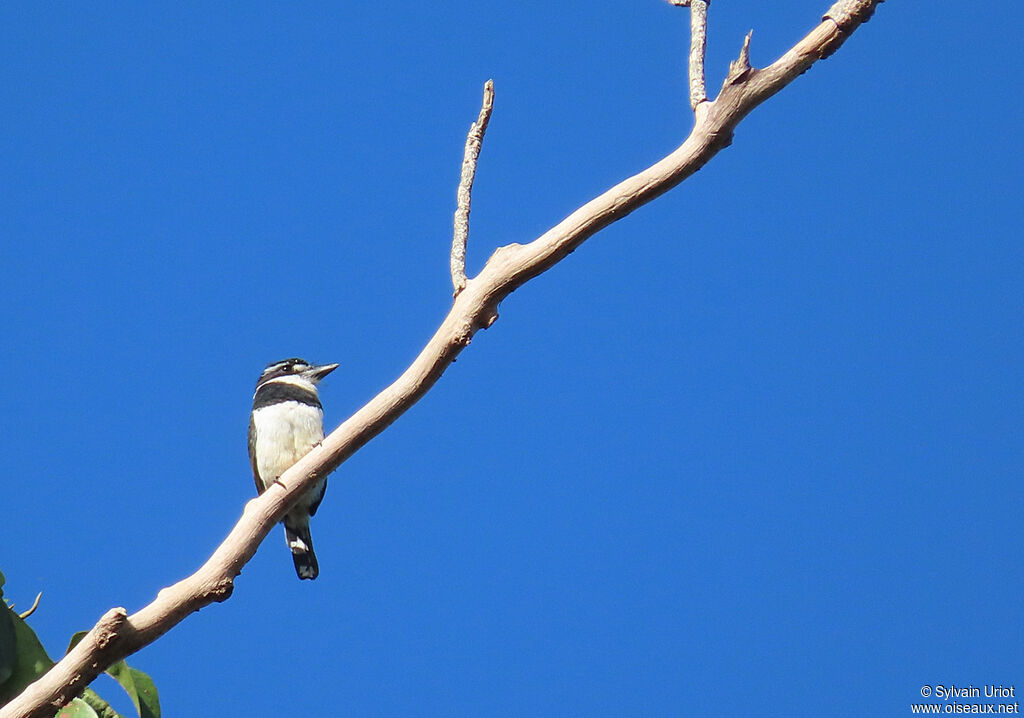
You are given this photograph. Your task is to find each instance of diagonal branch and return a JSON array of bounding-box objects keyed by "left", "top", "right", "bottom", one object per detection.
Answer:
[
  {"left": 451, "top": 80, "right": 495, "bottom": 296},
  {"left": 0, "top": 2, "right": 883, "bottom": 716}
]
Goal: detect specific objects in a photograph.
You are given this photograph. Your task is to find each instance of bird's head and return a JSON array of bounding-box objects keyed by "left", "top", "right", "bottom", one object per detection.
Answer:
[{"left": 258, "top": 358, "right": 339, "bottom": 387}]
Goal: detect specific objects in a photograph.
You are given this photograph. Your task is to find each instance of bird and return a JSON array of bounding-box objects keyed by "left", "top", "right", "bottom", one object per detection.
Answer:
[{"left": 248, "top": 358, "right": 338, "bottom": 580}]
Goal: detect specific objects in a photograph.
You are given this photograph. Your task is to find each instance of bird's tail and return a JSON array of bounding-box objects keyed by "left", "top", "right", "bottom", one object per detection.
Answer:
[{"left": 283, "top": 518, "right": 319, "bottom": 580}]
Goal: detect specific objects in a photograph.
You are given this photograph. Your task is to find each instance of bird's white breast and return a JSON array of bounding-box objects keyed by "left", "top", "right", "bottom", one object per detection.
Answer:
[{"left": 252, "top": 401, "right": 325, "bottom": 490}]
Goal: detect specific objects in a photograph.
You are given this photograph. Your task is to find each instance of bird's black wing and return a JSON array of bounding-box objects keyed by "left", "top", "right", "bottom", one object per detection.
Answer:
[
  {"left": 308, "top": 478, "right": 328, "bottom": 517},
  {"left": 248, "top": 414, "right": 264, "bottom": 495}
]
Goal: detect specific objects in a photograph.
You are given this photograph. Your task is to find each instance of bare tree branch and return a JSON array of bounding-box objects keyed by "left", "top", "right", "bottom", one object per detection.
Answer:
[
  {"left": 0, "top": 2, "right": 883, "bottom": 716},
  {"left": 451, "top": 80, "right": 495, "bottom": 296}
]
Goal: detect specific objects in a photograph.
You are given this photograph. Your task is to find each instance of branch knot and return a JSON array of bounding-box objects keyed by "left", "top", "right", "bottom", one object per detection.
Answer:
[{"left": 824, "top": 0, "right": 880, "bottom": 31}]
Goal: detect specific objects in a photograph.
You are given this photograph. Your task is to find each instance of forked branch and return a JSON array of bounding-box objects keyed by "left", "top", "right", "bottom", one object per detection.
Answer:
[{"left": 0, "top": 2, "right": 883, "bottom": 716}]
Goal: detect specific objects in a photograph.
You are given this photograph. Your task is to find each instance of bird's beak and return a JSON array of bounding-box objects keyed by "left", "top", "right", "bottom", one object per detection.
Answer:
[{"left": 309, "top": 363, "right": 339, "bottom": 381}]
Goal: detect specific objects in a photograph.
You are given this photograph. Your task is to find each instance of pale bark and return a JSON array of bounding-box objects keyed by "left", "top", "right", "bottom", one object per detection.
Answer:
[
  {"left": 451, "top": 80, "right": 495, "bottom": 295},
  {"left": 0, "top": 2, "right": 883, "bottom": 716}
]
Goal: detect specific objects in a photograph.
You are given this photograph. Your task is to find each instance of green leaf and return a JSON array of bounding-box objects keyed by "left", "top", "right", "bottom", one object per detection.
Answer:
[
  {"left": 106, "top": 661, "right": 160, "bottom": 718},
  {"left": 66, "top": 631, "right": 88, "bottom": 656},
  {"left": 55, "top": 697, "right": 99, "bottom": 718},
  {"left": 0, "top": 605, "right": 14, "bottom": 686},
  {"left": 0, "top": 569, "right": 11, "bottom": 684},
  {"left": 82, "top": 687, "right": 126, "bottom": 718},
  {"left": 0, "top": 605, "right": 54, "bottom": 705}
]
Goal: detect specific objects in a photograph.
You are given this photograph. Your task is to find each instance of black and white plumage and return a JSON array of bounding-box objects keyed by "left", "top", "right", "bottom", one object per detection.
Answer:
[{"left": 248, "top": 358, "right": 338, "bottom": 580}]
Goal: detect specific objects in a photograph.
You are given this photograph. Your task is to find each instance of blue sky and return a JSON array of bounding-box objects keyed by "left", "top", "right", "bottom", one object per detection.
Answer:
[{"left": 2, "top": 2, "right": 1022, "bottom": 716}]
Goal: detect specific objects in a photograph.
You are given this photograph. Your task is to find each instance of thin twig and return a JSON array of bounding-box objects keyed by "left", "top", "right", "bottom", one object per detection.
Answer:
[
  {"left": 451, "top": 80, "right": 495, "bottom": 296},
  {"left": 688, "top": 0, "right": 708, "bottom": 109},
  {"left": 17, "top": 592, "right": 42, "bottom": 619},
  {"left": 666, "top": 0, "right": 708, "bottom": 111}
]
